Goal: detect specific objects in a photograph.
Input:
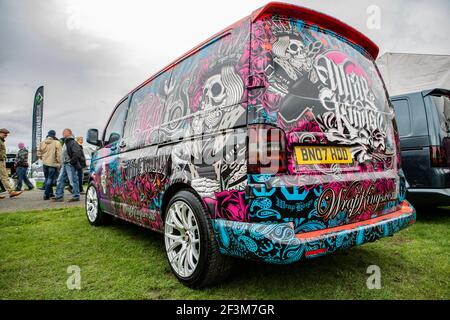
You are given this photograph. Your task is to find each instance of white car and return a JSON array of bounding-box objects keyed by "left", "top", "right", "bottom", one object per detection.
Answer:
[{"left": 30, "top": 161, "right": 46, "bottom": 183}]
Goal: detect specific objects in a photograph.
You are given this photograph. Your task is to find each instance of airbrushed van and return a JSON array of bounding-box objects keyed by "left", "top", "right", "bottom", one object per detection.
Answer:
[{"left": 85, "top": 2, "right": 416, "bottom": 288}]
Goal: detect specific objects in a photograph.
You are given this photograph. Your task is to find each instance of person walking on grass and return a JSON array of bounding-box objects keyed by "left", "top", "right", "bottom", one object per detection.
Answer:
[
  {"left": 52, "top": 129, "right": 83, "bottom": 202},
  {"left": 38, "top": 130, "right": 62, "bottom": 200},
  {"left": 14, "top": 143, "right": 34, "bottom": 192},
  {"left": 0, "top": 128, "right": 23, "bottom": 199}
]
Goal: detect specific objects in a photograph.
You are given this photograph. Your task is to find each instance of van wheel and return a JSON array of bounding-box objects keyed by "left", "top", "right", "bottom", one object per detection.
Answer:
[
  {"left": 164, "top": 190, "right": 233, "bottom": 288},
  {"left": 85, "top": 184, "right": 111, "bottom": 226}
]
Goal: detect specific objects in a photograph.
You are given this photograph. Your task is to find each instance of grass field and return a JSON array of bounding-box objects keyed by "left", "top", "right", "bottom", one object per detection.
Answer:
[
  {"left": 0, "top": 206, "right": 449, "bottom": 300},
  {"left": 34, "top": 181, "right": 88, "bottom": 189}
]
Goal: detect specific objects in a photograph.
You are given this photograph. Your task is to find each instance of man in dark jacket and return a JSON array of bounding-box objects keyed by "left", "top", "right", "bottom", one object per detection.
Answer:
[
  {"left": 53, "top": 129, "right": 83, "bottom": 202},
  {"left": 15, "top": 143, "right": 34, "bottom": 191},
  {"left": 75, "top": 136, "right": 87, "bottom": 193}
]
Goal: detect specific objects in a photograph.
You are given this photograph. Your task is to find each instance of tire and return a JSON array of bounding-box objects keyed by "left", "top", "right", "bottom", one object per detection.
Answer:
[
  {"left": 85, "top": 183, "right": 111, "bottom": 226},
  {"left": 164, "top": 189, "right": 233, "bottom": 288}
]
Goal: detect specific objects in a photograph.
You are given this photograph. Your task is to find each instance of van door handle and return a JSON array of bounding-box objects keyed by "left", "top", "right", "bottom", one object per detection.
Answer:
[{"left": 119, "top": 141, "right": 127, "bottom": 148}]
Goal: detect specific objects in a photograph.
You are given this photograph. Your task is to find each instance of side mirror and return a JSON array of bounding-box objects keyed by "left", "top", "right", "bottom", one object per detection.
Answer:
[
  {"left": 87, "top": 129, "right": 102, "bottom": 147},
  {"left": 108, "top": 132, "right": 121, "bottom": 145}
]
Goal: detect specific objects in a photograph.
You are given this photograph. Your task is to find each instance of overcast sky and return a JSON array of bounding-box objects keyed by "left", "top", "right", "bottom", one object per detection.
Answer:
[{"left": 1, "top": 0, "right": 449, "bottom": 152}]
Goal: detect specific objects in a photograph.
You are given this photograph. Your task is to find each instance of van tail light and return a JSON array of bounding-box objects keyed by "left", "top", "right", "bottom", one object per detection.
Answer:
[
  {"left": 248, "top": 125, "right": 288, "bottom": 174},
  {"left": 430, "top": 145, "right": 450, "bottom": 167}
]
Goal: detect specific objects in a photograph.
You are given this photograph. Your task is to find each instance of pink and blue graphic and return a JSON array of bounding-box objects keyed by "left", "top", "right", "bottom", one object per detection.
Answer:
[{"left": 90, "top": 9, "right": 415, "bottom": 265}]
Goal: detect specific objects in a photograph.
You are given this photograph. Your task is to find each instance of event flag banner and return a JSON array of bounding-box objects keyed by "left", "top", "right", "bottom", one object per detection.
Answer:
[{"left": 31, "top": 86, "right": 44, "bottom": 164}]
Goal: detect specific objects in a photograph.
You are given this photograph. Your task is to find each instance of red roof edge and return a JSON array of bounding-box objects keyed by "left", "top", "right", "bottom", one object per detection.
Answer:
[{"left": 251, "top": 2, "right": 379, "bottom": 59}]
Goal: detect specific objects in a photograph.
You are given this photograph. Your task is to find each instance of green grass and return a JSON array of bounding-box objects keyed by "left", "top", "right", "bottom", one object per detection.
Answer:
[
  {"left": 34, "top": 182, "right": 88, "bottom": 189},
  {"left": 0, "top": 207, "right": 449, "bottom": 300},
  {"left": 35, "top": 181, "right": 44, "bottom": 189}
]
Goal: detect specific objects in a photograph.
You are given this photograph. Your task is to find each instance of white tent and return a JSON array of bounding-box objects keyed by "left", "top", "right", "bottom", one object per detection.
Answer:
[{"left": 377, "top": 53, "right": 450, "bottom": 96}]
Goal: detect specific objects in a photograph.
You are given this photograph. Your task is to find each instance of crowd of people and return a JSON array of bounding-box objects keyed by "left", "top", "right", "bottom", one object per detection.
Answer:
[{"left": 0, "top": 128, "right": 87, "bottom": 202}]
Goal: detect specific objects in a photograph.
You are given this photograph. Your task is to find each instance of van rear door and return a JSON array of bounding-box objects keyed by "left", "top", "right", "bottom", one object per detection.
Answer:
[{"left": 248, "top": 6, "right": 404, "bottom": 232}]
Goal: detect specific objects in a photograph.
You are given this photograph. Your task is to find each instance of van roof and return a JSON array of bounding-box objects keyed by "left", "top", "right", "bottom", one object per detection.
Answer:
[{"left": 125, "top": 2, "right": 379, "bottom": 99}]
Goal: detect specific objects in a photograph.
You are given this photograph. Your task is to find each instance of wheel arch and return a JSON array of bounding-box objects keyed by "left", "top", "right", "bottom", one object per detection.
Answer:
[{"left": 160, "top": 182, "right": 214, "bottom": 222}]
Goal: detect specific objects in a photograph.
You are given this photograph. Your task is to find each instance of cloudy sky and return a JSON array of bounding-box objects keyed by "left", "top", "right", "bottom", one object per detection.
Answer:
[{"left": 1, "top": 0, "right": 449, "bottom": 152}]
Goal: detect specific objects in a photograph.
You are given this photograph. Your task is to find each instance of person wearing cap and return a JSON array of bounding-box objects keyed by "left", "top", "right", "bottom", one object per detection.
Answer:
[
  {"left": 14, "top": 143, "right": 34, "bottom": 191},
  {"left": 0, "top": 128, "right": 23, "bottom": 199},
  {"left": 38, "top": 129, "right": 62, "bottom": 200}
]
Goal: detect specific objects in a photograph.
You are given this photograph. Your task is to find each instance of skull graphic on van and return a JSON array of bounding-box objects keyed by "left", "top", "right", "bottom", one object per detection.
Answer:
[
  {"left": 285, "top": 38, "right": 306, "bottom": 59},
  {"left": 272, "top": 36, "right": 322, "bottom": 81},
  {"left": 203, "top": 74, "right": 227, "bottom": 108},
  {"left": 200, "top": 65, "right": 244, "bottom": 129}
]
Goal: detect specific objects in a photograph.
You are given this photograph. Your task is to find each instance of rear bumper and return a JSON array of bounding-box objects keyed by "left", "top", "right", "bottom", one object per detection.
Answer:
[
  {"left": 407, "top": 188, "right": 450, "bottom": 206},
  {"left": 211, "top": 201, "right": 416, "bottom": 264}
]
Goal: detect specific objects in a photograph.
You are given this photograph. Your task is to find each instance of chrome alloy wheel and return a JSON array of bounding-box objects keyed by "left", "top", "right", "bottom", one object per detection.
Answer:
[
  {"left": 164, "top": 200, "right": 201, "bottom": 278},
  {"left": 86, "top": 186, "right": 99, "bottom": 223}
]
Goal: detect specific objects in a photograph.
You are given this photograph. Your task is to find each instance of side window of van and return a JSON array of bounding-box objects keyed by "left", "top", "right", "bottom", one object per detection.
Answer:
[
  {"left": 392, "top": 99, "right": 412, "bottom": 137},
  {"left": 124, "top": 73, "right": 172, "bottom": 147},
  {"left": 104, "top": 98, "right": 128, "bottom": 146},
  {"left": 160, "top": 20, "right": 250, "bottom": 142}
]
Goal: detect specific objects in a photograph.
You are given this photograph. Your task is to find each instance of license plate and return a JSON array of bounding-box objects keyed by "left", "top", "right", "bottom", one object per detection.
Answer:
[{"left": 295, "top": 146, "right": 352, "bottom": 165}]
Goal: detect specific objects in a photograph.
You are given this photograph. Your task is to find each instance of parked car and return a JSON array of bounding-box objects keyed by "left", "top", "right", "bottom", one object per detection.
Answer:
[
  {"left": 5, "top": 152, "right": 17, "bottom": 177},
  {"left": 30, "top": 161, "right": 46, "bottom": 184},
  {"left": 82, "top": 145, "right": 95, "bottom": 184},
  {"left": 85, "top": 2, "right": 416, "bottom": 288},
  {"left": 391, "top": 88, "right": 450, "bottom": 206}
]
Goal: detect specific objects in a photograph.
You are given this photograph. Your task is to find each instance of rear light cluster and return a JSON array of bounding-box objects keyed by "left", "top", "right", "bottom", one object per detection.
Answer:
[
  {"left": 430, "top": 145, "right": 450, "bottom": 167},
  {"left": 248, "top": 125, "right": 288, "bottom": 174}
]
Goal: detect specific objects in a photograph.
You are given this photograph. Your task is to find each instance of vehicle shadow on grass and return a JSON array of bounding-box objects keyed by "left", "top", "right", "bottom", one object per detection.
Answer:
[
  {"left": 228, "top": 249, "right": 393, "bottom": 291},
  {"left": 104, "top": 216, "right": 417, "bottom": 298},
  {"left": 107, "top": 217, "right": 165, "bottom": 248},
  {"left": 414, "top": 205, "right": 450, "bottom": 223}
]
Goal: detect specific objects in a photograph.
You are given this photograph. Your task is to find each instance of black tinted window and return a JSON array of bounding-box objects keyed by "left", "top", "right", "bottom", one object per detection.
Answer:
[
  {"left": 124, "top": 72, "right": 171, "bottom": 147},
  {"left": 392, "top": 99, "right": 411, "bottom": 137},
  {"left": 104, "top": 99, "right": 128, "bottom": 145}
]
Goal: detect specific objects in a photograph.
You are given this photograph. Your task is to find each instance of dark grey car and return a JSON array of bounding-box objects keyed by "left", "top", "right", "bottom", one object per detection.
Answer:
[
  {"left": 392, "top": 88, "right": 450, "bottom": 206},
  {"left": 6, "top": 152, "right": 17, "bottom": 177}
]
